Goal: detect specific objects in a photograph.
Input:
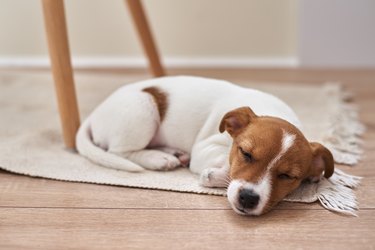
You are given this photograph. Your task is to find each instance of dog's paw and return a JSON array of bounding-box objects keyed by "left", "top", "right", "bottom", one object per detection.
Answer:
[
  {"left": 155, "top": 147, "right": 190, "bottom": 167},
  {"left": 174, "top": 151, "right": 190, "bottom": 167},
  {"left": 147, "top": 153, "right": 181, "bottom": 171},
  {"left": 200, "top": 168, "right": 215, "bottom": 187},
  {"left": 199, "top": 168, "right": 229, "bottom": 188}
]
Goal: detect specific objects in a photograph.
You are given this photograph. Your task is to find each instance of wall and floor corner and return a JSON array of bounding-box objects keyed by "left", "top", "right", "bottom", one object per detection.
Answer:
[{"left": 0, "top": 0, "right": 374, "bottom": 69}]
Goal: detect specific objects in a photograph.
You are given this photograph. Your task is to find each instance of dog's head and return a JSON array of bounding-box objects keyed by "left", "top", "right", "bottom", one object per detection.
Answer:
[{"left": 219, "top": 107, "right": 334, "bottom": 215}]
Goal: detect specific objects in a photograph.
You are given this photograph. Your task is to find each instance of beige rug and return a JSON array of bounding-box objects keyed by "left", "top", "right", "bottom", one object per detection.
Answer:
[{"left": 0, "top": 72, "right": 363, "bottom": 215}]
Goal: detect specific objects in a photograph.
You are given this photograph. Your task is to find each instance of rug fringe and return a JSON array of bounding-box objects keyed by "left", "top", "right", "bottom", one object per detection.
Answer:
[
  {"left": 284, "top": 168, "right": 361, "bottom": 216},
  {"left": 317, "top": 169, "right": 362, "bottom": 216},
  {"left": 322, "top": 84, "right": 365, "bottom": 165},
  {"left": 329, "top": 168, "right": 362, "bottom": 188}
]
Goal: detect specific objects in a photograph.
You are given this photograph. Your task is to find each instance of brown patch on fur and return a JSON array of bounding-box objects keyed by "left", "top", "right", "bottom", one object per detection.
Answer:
[
  {"left": 219, "top": 107, "right": 256, "bottom": 136},
  {"left": 142, "top": 86, "right": 168, "bottom": 121}
]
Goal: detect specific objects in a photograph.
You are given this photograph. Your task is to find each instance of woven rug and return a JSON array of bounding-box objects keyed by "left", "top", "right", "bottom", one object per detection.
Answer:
[{"left": 0, "top": 72, "right": 363, "bottom": 215}]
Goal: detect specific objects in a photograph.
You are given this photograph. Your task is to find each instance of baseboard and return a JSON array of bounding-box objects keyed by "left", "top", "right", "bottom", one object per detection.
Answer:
[{"left": 0, "top": 56, "right": 299, "bottom": 69}]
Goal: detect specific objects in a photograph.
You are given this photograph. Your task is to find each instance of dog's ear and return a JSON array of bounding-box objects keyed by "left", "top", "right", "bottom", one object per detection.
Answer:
[
  {"left": 306, "top": 142, "right": 334, "bottom": 182},
  {"left": 219, "top": 107, "right": 257, "bottom": 137}
]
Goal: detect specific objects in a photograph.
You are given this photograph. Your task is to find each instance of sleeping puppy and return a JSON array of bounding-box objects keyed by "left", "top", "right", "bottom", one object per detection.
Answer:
[{"left": 76, "top": 76, "right": 334, "bottom": 215}]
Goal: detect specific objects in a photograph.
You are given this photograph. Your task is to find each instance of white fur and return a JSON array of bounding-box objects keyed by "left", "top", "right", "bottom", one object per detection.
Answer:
[
  {"left": 76, "top": 76, "right": 301, "bottom": 214},
  {"left": 227, "top": 174, "right": 272, "bottom": 216},
  {"left": 267, "top": 130, "right": 296, "bottom": 170},
  {"left": 282, "top": 131, "right": 296, "bottom": 155}
]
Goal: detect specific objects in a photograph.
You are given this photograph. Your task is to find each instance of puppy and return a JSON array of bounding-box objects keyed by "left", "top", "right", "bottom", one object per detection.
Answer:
[{"left": 76, "top": 76, "right": 334, "bottom": 215}]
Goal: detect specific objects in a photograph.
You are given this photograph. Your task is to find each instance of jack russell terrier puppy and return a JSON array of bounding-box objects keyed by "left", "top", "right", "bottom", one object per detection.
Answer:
[{"left": 76, "top": 76, "right": 334, "bottom": 215}]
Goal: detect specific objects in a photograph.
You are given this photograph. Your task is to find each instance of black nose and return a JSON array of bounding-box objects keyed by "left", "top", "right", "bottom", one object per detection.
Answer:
[{"left": 239, "top": 189, "right": 260, "bottom": 209}]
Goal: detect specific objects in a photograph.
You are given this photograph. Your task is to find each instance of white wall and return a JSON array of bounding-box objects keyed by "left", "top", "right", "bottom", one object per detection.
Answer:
[
  {"left": 0, "top": 0, "right": 297, "bottom": 67},
  {"left": 298, "top": 0, "right": 375, "bottom": 68},
  {"left": 1, "top": 0, "right": 374, "bottom": 68}
]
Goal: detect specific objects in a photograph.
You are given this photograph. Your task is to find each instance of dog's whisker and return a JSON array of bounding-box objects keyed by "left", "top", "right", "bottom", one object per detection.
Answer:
[{"left": 212, "top": 176, "right": 232, "bottom": 185}]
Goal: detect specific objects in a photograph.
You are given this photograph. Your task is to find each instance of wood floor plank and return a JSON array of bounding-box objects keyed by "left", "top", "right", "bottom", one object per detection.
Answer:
[
  {"left": 0, "top": 171, "right": 228, "bottom": 210},
  {"left": 0, "top": 208, "right": 374, "bottom": 250}
]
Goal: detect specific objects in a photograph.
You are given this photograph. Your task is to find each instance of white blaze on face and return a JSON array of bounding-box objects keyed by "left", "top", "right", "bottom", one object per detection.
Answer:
[
  {"left": 227, "top": 130, "right": 296, "bottom": 215},
  {"left": 267, "top": 130, "right": 296, "bottom": 171}
]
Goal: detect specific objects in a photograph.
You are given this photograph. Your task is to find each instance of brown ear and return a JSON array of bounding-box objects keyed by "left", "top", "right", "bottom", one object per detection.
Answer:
[
  {"left": 219, "top": 107, "right": 256, "bottom": 137},
  {"left": 307, "top": 142, "right": 335, "bottom": 182}
]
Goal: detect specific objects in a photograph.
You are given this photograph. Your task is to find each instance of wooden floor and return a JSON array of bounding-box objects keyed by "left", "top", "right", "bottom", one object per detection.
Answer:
[{"left": 1, "top": 68, "right": 375, "bottom": 249}]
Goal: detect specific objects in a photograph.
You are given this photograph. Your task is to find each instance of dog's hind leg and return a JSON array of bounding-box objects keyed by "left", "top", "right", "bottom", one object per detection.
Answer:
[
  {"left": 152, "top": 146, "right": 190, "bottom": 167},
  {"left": 89, "top": 91, "right": 176, "bottom": 170},
  {"left": 91, "top": 90, "right": 182, "bottom": 171},
  {"left": 120, "top": 149, "right": 182, "bottom": 171}
]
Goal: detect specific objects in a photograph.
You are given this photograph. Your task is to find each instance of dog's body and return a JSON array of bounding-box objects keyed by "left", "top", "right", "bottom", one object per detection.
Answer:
[{"left": 77, "top": 76, "right": 334, "bottom": 215}]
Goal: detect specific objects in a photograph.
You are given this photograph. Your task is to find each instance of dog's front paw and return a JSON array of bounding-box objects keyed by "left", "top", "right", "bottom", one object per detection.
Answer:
[
  {"left": 199, "top": 168, "right": 228, "bottom": 188},
  {"left": 200, "top": 168, "right": 214, "bottom": 187}
]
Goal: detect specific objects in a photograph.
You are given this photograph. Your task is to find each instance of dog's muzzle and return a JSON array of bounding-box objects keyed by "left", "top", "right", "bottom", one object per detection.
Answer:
[
  {"left": 238, "top": 188, "right": 260, "bottom": 210},
  {"left": 227, "top": 179, "right": 269, "bottom": 215}
]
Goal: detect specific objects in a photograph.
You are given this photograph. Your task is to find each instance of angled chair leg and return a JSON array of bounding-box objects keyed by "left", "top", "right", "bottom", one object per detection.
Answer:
[
  {"left": 126, "top": 0, "right": 165, "bottom": 77},
  {"left": 41, "top": 0, "right": 80, "bottom": 149}
]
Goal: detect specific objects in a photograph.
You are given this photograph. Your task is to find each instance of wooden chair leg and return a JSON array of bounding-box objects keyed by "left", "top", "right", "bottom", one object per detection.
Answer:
[
  {"left": 126, "top": 0, "right": 165, "bottom": 77},
  {"left": 41, "top": 0, "right": 80, "bottom": 149}
]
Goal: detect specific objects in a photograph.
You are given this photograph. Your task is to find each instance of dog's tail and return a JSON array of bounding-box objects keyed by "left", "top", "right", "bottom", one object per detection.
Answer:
[{"left": 76, "top": 119, "right": 144, "bottom": 172}]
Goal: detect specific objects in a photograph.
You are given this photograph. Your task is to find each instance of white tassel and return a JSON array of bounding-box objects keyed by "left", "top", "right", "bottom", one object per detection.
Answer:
[
  {"left": 317, "top": 180, "right": 360, "bottom": 216},
  {"left": 321, "top": 84, "right": 365, "bottom": 165},
  {"left": 285, "top": 169, "right": 362, "bottom": 216},
  {"left": 329, "top": 168, "right": 362, "bottom": 188}
]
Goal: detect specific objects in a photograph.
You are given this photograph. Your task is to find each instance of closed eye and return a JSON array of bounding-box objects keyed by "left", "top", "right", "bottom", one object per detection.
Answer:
[
  {"left": 278, "top": 173, "right": 296, "bottom": 180},
  {"left": 239, "top": 147, "right": 253, "bottom": 162}
]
